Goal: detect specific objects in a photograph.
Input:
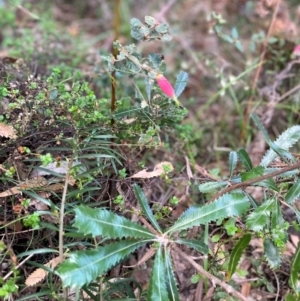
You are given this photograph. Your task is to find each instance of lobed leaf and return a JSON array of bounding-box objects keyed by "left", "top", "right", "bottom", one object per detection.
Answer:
[
  {"left": 147, "top": 247, "right": 169, "bottom": 301},
  {"left": 227, "top": 233, "right": 251, "bottom": 279},
  {"left": 73, "top": 205, "right": 155, "bottom": 239},
  {"left": 133, "top": 184, "right": 162, "bottom": 233},
  {"left": 264, "top": 238, "right": 281, "bottom": 268},
  {"left": 166, "top": 193, "right": 249, "bottom": 234},
  {"left": 57, "top": 240, "right": 146, "bottom": 288}
]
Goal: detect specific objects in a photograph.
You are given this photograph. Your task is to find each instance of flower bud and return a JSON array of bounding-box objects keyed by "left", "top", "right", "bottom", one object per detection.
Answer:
[{"left": 156, "top": 74, "right": 180, "bottom": 106}]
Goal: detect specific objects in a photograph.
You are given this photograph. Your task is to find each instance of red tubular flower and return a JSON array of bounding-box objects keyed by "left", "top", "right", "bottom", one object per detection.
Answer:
[
  {"left": 156, "top": 73, "right": 180, "bottom": 106},
  {"left": 292, "top": 45, "right": 300, "bottom": 59}
]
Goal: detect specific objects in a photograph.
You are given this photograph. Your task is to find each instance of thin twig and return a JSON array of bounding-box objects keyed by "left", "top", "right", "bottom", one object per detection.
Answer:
[
  {"left": 212, "top": 161, "right": 300, "bottom": 201},
  {"left": 59, "top": 157, "right": 73, "bottom": 299},
  {"left": 3, "top": 254, "right": 34, "bottom": 281},
  {"left": 172, "top": 245, "right": 249, "bottom": 301}
]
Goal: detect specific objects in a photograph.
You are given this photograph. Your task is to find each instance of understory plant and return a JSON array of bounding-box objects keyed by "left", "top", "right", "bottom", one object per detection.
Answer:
[{"left": 55, "top": 17, "right": 300, "bottom": 301}]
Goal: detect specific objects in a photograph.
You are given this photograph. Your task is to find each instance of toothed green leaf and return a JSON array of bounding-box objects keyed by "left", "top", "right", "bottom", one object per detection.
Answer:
[
  {"left": 227, "top": 233, "right": 251, "bottom": 279},
  {"left": 175, "top": 239, "right": 209, "bottom": 254},
  {"left": 133, "top": 184, "right": 162, "bottom": 233},
  {"left": 166, "top": 193, "right": 249, "bottom": 234},
  {"left": 264, "top": 238, "right": 281, "bottom": 268},
  {"left": 73, "top": 205, "right": 155, "bottom": 239},
  {"left": 286, "top": 180, "right": 300, "bottom": 205},
  {"left": 165, "top": 249, "right": 180, "bottom": 301},
  {"left": 229, "top": 151, "right": 238, "bottom": 178},
  {"left": 289, "top": 241, "right": 300, "bottom": 294},
  {"left": 259, "top": 125, "right": 300, "bottom": 167},
  {"left": 237, "top": 148, "right": 252, "bottom": 171},
  {"left": 57, "top": 240, "right": 146, "bottom": 288},
  {"left": 147, "top": 247, "right": 169, "bottom": 301},
  {"left": 246, "top": 198, "right": 276, "bottom": 232}
]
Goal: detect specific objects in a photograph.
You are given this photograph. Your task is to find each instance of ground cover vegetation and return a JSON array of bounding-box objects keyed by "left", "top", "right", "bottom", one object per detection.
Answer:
[{"left": 1, "top": 0, "right": 300, "bottom": 300}]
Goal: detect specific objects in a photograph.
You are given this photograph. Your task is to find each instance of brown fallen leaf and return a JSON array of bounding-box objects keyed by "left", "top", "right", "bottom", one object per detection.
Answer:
[
  {"left": 25, "top": 256, "right": 60, "bottom": 287},
  {"left": 130, "top": 161, "right": 173, "bottom": 179},
  {"left": 0, "top": 123, "right": 17, "bottom": 139}
]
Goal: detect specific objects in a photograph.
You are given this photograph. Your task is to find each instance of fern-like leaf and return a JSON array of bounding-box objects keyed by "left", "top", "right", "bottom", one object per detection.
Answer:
[
  {"left": 166, "top": 193, "right": 249, "bottom": 234},
  {"left": 147, "top": 247, "right": 169, "bottom": 301},
  {"left": 74, "top": 205, "right": 155, "bottom": 239},
  {"left": 260, "top": 126, "right": 300, "bottom": 167},
  {"left": 57, "top": 240, "right": 146, "bottom": 288}
]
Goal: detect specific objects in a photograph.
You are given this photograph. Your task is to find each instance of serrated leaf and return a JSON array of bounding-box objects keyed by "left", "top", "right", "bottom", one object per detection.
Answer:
[
  {"left": 241, "top": 166, "right": 264, "bottom": 182},
  {"left": 73, "top": 205, "right": 155, "bottom": 239},
  {"left": 289, "top": 241, "right": 300, "bottom": 294},
  {"left": 271, "top": 199, "right": 284, "bottom": 229},
  {"left": 133, "top": 184, "right": 162, "bottom": 233},
  {"left": 243, "top": 191, "right": 258, "bottom": 208},
  {"left": 246, "top": 198, "right": 276, "bottom": 232},
  {"left": 175, "top": 238, "right": 209, "bottom": 254},
  {"left": 57, "top": 240, "right": 145, "bottom": 288},
  {"left": 264, "top": 238, "right": 281, "bottom": 268},
  {"left": 229, "top": 151, "right": 238, "bottom": 178},
  {"left": 198, "top": 181, "right": 228, "bottom": 193},
  {"left": 227, "top": 233, "right": 251, "bottom": 279},
  {"left": 174, "top": 71, "right": 188, "bottom": 98},
  {"left": 166, "top": 193, "right": 249, "bottom": 234},
  {"left": 237, "top": 148, "right": 252, "bottom": 171},
  {"left": 147, "top": 247, "right": 169, "bottom": 301},
  {"left": 165, "top": 249, "right": 180, "bottom": 301},
  {"left": 259, "top": 125, "right": 300, "bottom": 167},
  {"left": 286, "top": 180, "right": 300, "bottom": 204}
]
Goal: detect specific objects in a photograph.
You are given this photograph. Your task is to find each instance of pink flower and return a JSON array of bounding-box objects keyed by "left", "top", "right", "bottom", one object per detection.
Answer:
[
  {"left": 156, "top": 74, "right": 180, "bottom": 106},
  {"left": 292, "top": 45, "right": 300, "bottom": 59}
]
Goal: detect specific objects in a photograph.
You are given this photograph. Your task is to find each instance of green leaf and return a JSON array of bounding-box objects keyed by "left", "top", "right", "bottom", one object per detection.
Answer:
[
  {"left": 166, "top": 193, "right": 249, "bottom": 234},
  {"left": 241, "top": 166, "right": 264, "bottom": 181},
  {"left": 148, "top": 53, "right": 163, "bottom": 69},
  {"left": 57, "top": 240, "right": 146, "bottom": 288},
  {"left": 237, "top": 148, "right": 252, "bottom": 171},
  {"left": 259, "top": 124, "right": 300, "bottom": 167},
  {"left": 73, "top": 205, "right": 155, "bottom": 239},
  {"left": 227, "top": 233, "right": 251, "bottom": 279},
  {"left": 165, "top": 249, "right": 180, "bottom": 301},
  {"left": 228, "top": 151, "right": 238, "bottom": 178},
  {"left": 251, "top": 114, "right": 295, "bottom": 165},
  {"left": 286, "top": 180, "right": 300, "bottom": 204},
  {"left": 270, "top": 199, "right": 284, "bottom": 229},
  {"left": 198, "top": 181, "right": 228, "bottom": 193},
  {"left": 246, "top": 198, "right": 276, "bottom": 232},
  {"left": 175, "top": 239, "right": 209, "bottom": 254},
  {"left": 285, "top": 293, "right": 298, "bottom": 301},
  {"left": 133, "top": 184, "right": 162, "bottom": 233},
  {"left": 147, "top": 247, "right": 169, "bottom": 301},
  {"left": 174, "top": 71, "right": 188, "bottom": 98},
  {"left": 145, "top": 16, "right": 156, "bottom": 26},
  {"left": 156, "top": 23, "right": 169, "bottom": 34},
  {"left": 289, "top": 241, "right": 300, "bottom": 294},
  {"left": 264, "top": 238, "right": 281, "bottom": 268}
]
